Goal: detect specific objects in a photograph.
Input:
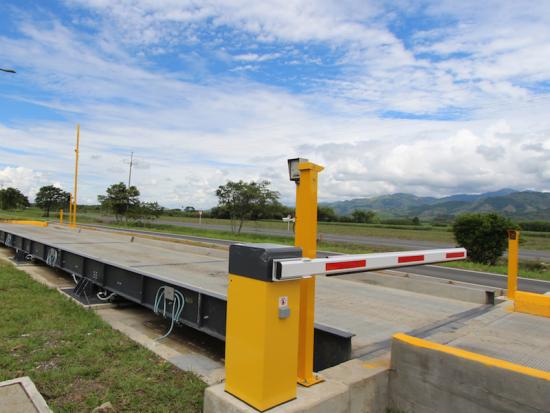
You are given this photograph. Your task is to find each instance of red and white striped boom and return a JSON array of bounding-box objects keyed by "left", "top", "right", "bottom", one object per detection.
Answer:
[{"left": 273, "top": 248, "right": 466, "bottom": 281}]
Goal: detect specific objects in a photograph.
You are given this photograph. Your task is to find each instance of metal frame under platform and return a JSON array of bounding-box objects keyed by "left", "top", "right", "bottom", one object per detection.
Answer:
[{"left": 0, "top": 224, "right": 352, "bottom": 371}]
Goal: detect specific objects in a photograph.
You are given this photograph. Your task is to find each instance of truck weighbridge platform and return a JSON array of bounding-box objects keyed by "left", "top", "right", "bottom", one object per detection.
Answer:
[{"left": 0, "top": 224, "right": 480, "bottom": 370}]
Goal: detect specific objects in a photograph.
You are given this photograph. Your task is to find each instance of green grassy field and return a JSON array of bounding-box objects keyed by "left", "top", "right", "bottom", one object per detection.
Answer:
[
  {"left": 442, "top": 260, "right": 550, "bottom": 281},
  {"left": 0, "top": 260, "right": 205, "bottom": 412},
  {"left": 157, "top": 215, "right": 550, "bottom": 251},
  {"left": 0, "top": 209, "right": 99, "bottom": 224}
]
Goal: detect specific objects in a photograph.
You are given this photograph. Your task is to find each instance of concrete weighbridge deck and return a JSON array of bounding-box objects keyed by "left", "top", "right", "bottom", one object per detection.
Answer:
[{"left": 0, "top": 223, "right": 481, "bottom": 369}]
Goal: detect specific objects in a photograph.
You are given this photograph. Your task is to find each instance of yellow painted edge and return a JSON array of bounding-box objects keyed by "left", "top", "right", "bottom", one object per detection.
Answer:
[
  {"left": 515, "top": 291, "right": 550, "bottom": 306},
  {"left": 393, "top": 333, "right": 550, "bottom": 382},
  {"left": 0, "top": 220, "right": 48, "bottom": 227},
  {"left": 514, "top": 291, "right": 550, "bottom": 317}
]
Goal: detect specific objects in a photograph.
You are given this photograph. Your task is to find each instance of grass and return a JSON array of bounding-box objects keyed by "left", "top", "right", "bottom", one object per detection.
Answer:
[
  {"left": 0, "top": 260, "right": 206, "bottom": 412},
  {"left": 142, "top": 214, "right": 550, "bottom": 251},
  {"left": 0, "top": 208, "right": 50, "bottom": 221},
  {"left": 442, "top": 260, "right": 550, "bottom": 282},
  {"left": 0, "top": 208, "right": 98, "bottom": 224}
]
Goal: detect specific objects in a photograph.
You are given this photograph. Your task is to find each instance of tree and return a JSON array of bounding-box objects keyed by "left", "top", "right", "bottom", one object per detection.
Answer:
[
  {"left": 0, "top": 187, "right": 30, "bottom": 210},
  {"left": 127, "top": 201, "right": 164, "bottom": 222},
  {"left": 452, "top": 213, "right": 516, "bottom": 265},
  {"left": 98, "top": 182, "right": 140, "bottom": 222},
  {"left": 412, "top": 216, "right": 420, "bottom": 225},
  {"left": 351, "top": 209, "right": 377, "bottom": 224},
  {"left": 35, "top": 186, "right": 70, "bottom": 217},
  {"left": 254, "top": 199, "right": 292, "bottom": 220},
  {"left": 215, "top": 180, "right": 279, "bottom": 233},
  {"left": 209, "top": 205, "right": 230, "bottom": 219},
  {"left": 317, "top": 206, "right": 338, "bottom": 222}
]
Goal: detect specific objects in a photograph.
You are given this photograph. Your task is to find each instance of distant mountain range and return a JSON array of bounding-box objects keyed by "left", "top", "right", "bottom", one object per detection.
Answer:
[{"left": 322, "top": 189, "right": 550, "bottom": 220}]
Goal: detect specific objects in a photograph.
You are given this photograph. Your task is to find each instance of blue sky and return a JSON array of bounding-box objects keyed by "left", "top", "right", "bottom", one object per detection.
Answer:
[{"left": 1, "top": 0, "right": 549, "bottom": 207}]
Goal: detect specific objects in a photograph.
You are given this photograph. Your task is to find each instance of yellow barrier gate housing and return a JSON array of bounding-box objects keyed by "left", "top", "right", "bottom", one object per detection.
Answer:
[{"left": 225, "top": 244, "right": 303, "bottom": 411}]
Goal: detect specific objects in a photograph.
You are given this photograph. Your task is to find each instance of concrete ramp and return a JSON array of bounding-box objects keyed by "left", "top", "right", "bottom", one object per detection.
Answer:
[{"left": 389, "top": 333, "right": 550, "bottom": 413}]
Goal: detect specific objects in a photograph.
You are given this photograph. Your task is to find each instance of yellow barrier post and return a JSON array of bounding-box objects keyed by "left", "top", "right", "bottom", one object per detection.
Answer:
[
  {"left": 71, "top": 124, "right": 80, "bottom": 228},
  {"left": 507, "top": 230, "right": 519, "bottom": 300},
  {"left": 294, "top": 160, "right": 324, "bottom": 387},
  {"left": 59, "top": 209, "right": 64, "bottom": 225}
]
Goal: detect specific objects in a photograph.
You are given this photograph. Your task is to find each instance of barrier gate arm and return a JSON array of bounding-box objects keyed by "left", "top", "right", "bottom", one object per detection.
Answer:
[{"left": 273, "top": 247, "right": 467, "bottom": 281}]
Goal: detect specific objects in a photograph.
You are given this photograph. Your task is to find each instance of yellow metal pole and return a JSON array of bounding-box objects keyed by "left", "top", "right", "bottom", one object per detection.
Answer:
[
  {"left": 59, "top": 209, "right": 64, "bottom": 225},
  {"left": 294, "top": 161, "right": 324, "bottom": 387},
  {"left": 508, "top": 230, "right": 520, "bottom": 300},
  {"left": 71, "top": 124, "right": 80, "bottom": 228}
]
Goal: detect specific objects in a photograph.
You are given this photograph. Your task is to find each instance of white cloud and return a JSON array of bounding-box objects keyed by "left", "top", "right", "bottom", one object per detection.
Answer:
[
  {"left": 65, "top": 0, "right": 385, "bottom": 46},
  {"left": 233, "top": 52, "right": 281, "bottom": 62},
  {"left": 0, "top": 1, "right": 549, "bottom": 208},
  {"left": 0, "top": 166, "right": 60, "bottom": 200}
]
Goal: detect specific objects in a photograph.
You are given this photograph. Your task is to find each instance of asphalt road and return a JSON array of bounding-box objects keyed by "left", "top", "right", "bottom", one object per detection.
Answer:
[
  {"left": 397, "top": 265, "right": 550, "bottom": 294},
  {"left": 140, "top": 219, "right": 550, "bottom": 261},
  {"left": 84, "top": 223, "right": 550, "bottom": 294}
]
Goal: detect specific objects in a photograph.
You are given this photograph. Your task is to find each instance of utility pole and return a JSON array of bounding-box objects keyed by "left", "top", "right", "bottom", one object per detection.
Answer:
[
  {"left": 128, "top": 151, "right": 134, "bottom": 188},
  {"left": 71, "top": 124, "right": 80, "bottom": 227}
]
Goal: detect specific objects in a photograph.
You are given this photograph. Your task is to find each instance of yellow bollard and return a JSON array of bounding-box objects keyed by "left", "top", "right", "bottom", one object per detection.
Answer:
[
  {"left": 294, "top": 160, "right": 324, "bottom": 387},
  {"left": 59, "top": 209, "right": 64, "bottom": 225},
  {"left": 507, "top": 230, "right": 520, "bottom": 300}
]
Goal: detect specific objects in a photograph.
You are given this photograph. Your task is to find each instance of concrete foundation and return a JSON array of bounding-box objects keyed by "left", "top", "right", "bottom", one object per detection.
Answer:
[
  {"left": 204, "top": 303, "right": 550, "bottom": 413},
  {"left": 388, "top": 336, "right": 550, "bottom": 413},
  {"left": 204, "top": 358, "right": 389, "bottom": 413}
]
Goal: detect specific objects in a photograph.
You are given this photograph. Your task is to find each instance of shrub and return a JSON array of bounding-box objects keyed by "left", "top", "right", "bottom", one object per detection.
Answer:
[{"left": 452, "top": 213, "right": 516, "bottom": 265}]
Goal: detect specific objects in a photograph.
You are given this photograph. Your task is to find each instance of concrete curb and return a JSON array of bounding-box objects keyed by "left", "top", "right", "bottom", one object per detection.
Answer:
[
  {"left": 0, "top": 376, "right": 52, "bottom": 413},
  {"left": 340, "top": 269, "right": 501, "bottom": 304}
]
